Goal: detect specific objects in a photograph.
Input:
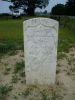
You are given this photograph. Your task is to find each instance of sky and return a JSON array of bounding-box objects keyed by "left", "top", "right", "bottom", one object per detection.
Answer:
[
  {"left": 0, "top": 0, "right": 67, "bottom": 14},
  {"left": 36, "top": 0, "right": 67, "bottom": 12}
]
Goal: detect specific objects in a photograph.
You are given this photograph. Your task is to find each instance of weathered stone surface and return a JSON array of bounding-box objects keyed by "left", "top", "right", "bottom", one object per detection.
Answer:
[{"left": 23, "top": 18, "right": 59, "bottom": 85}]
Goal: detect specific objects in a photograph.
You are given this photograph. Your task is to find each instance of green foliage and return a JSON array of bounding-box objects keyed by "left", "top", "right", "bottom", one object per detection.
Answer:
[
  {"left": 58, "top": 26, "right": 75, "bottom": 52},
  {"left": 0, "top": 18, "right": 75, "bottom": 54},
  {"left": 41, "top": 90, "right": 48, "bottom": 100},
  {"left": 0, "top": 42, "right": 17, "bottom": 54},
  {"left": 0, "top": 20, "right": 23, "bottom": 42},
  {"left": 22, "top": 87, "right": 32, "bottom": 98},
  {"left": 57, "top": 52, "right": 66, "bottom": 59},
  {"left": 51, "top": 4, "right": 65, "bottom": 15},
  {"left": 0, "top": 20, "right": 24, "bottom": 55},
  {"left": 10, "top": 0, "right": 49, "bottom": 16},
  {"left": 0, "top": 84, "right": 12, "bottom": 100},
  {"left": 40, "top": 89, "right": 58, "bottom": 100},
  {"left": 51, "top": 0, "right": 75, "bottom": 16},
  {"left": 14, "top": 61, "right": 25, "bottom": 73},
  {"left": 65, "top": 0, "right": 75, "bottom": 16},
  {"left": 12, "top": 74, "right": 18, "bottom": 83}
]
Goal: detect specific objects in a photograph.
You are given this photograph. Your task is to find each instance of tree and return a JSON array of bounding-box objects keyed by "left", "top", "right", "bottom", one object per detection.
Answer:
[
  {"left": 9, "top": 0, "right": 50, "bottom": 16},
  {"left": 43, "top": 10, "right": 47, "bottom": 14},
  {"left": 65, "top": 0, "right": 75, "bottom": 16},
  {"left": 9, "top": 5, "right": 15, "bottom": 14},
  {"left": 51, "top": 4, "right": 65, "bottom": 15}
]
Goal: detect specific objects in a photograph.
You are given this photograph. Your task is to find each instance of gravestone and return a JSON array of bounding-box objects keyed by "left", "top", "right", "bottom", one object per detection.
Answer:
[{"left": 23, "top": 18, "right": 59, "bottom": 85}]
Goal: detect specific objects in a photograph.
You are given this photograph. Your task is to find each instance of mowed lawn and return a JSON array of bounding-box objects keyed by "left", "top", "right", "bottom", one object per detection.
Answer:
[
  {"left": 0, "top": 18, "right": 75, "bottom": 52},
  {"left": 0, "top": 19, "right": 23, "bottom": 43}
]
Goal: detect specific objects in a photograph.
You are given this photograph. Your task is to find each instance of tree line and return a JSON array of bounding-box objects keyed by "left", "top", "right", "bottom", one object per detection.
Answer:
[
  {"left": 4, "top": 0, "right": 75, "bottom": 16},
  {"left": 9, "top": 0, "right": 50, "bottom": 16},
  {"left": 51, "top": 0, "right": 75, "bottom": 16}
]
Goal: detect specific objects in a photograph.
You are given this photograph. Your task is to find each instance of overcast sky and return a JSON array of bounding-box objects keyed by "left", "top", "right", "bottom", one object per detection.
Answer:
[
  {"left": 0, "top": 0, "right": 67, "bottom": 13},
  {"left": 36, "top": 0, "right": 67, "bottom": 12}
]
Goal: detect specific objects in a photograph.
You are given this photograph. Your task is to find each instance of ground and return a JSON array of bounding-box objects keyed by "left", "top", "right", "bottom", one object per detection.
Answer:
[
  {"left": 57, "top": 48, "right": 75, "bottom": 100},
  {"left": 0, "top": 49, "right": 75, "bottom": 100},
  {"left": 0, "top": 17, "right": 75, "bottom": 100}
]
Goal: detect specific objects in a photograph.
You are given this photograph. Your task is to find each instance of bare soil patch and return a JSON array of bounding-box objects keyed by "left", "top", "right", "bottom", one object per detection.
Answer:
[{"left": 0, "top": 49, "right": 75, "bottom": 100}]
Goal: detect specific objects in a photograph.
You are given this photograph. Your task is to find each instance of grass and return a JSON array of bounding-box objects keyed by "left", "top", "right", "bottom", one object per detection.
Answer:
[
  {"left": 0, "top": 84, "right": 12, "bottom": 100},
  {"left": 0, "top": 19, "right": 23, "bottom": 42},
  {"left": 14, "top": 61, "right": 25, "bottom": 73},
  {"left": 0, "top": 17, "right": 75, "bottom": 55},
  {"left": 0, "top": 42, "right": 17, "bottom": 53},
  {"left": 58, "top": 27, "right": 75, "bottom": 52},
  {"left": 12, "top": 74, "right": 18, "bottom": 83},
  {"left": 22, "top": 87, "right": 32, "bottom": 98},
  {"left": 0, "top": 17, "right": 75, "bottom": 100},
  {"left": 0, "top": 19, "right": 24, "bottom": 55},
  {"left": 8, "top": 50, "right": 17, "bottom": 56},
  {"left": 41, "top": 90, "right": 49, "bottom": 100},
  {"left": 57, "top": 52, "right": 66, "bottom": 59}
]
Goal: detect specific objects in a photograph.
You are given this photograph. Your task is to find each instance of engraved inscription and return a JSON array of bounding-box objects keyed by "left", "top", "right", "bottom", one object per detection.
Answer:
[{"left": 23, "top": 18, "right": 59, "bottom": 85}]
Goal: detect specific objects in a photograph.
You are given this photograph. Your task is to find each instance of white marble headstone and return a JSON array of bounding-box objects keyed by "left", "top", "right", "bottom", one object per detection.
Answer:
[{"left": 23, "top": 18, "right": 59, "bottom": 85}]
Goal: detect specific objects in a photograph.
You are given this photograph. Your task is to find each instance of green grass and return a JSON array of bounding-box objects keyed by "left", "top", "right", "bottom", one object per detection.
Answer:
[
  {"left": 14, "top": 61, "right": 25, "bottom": 73},
  {"left": 0, "top": 19, "right": 24, "bottom": 55},
  {"left": 22, "top": 87, "right": 32, "bottom": 98},
  {"left": 58, "top": 27, "right": 75, "bottom": 52},
  {"left": 0, "top": 19, "right": 23, "bottom": 43},
  {"left": 0, "top": 18, "right": 75, "bottom": 54},
  {"left": 0, "top": 84, "right": 12, "bottom": 100},
  {"left": 12, "top": 74, "right": 18, "bottom": 83},
  {"left": 41, "top": 90, "right": 48, "bottom": 100},
  {"left": 58, "top": 17, "right": 75, "bottom": 52}
]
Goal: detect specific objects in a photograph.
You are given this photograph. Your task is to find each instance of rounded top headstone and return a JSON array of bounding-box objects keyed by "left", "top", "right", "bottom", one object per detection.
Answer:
[{"left": 23, "top": 17, "right": 59, "bottom": 31}]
